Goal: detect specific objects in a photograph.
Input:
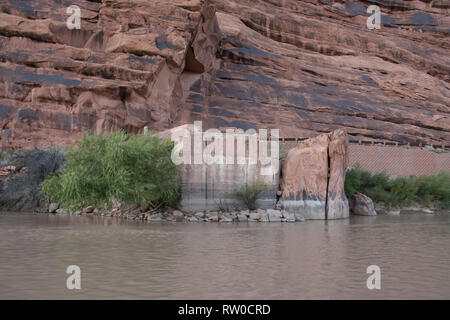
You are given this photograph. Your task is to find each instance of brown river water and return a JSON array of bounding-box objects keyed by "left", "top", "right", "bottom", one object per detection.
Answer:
[{"left": 0, "top": 211, "right": 449, "bottom": 299}]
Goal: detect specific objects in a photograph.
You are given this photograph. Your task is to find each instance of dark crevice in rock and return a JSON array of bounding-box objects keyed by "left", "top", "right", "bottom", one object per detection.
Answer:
[
  {"left": 325, "top": 148, "right": 330, "bottom": 220},
  {"left": 183, "top": 46, "right": 205, "bottom": 73}
]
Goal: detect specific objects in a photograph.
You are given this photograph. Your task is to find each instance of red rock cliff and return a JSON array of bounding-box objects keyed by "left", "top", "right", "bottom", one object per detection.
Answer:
[{"left": 0, "top": 0, "right": 449, "bottom": 150}]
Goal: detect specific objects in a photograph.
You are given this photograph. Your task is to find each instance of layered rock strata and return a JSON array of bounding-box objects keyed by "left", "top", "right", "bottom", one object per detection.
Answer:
[{"left": 0, "top": 1, "right": 449, "bottom": 150}]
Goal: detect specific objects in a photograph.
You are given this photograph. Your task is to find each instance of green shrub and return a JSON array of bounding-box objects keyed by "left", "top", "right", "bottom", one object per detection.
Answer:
[
  {"left": 415, "top": 172, "right": 450, "bottom": 209},
  {"left": 234, "top": 180, "right": 270, "bottom": 210},
  {"left": 345, "top": 166, "right": 450, "bottom": 209},
  {"left": 41, "top": 131, "right": 180, "bottom": 210}
]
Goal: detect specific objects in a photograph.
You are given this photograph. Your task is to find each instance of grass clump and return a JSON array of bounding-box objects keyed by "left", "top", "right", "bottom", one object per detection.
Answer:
[
  {"left": 345, "top": 166, "right": 450, "bottom": 209},
  {"left": 234, "top": 180, "right": 270, "bottom": 210},
  {"left": 41, "top": 131, "right": 180, "bottom": 210}
]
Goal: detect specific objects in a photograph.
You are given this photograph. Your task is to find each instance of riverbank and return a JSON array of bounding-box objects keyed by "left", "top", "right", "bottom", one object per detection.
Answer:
[
  {"left": 33, "top": 202, "right": 448, "bottom": 224},
  {"left": 39, "top": 205, "right": 305, "bottom": 223},
  {"left": 0, "top": 136, "right": 450, "bottom": 222}
]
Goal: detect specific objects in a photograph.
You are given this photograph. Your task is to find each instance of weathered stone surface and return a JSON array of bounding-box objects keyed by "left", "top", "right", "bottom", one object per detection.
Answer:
[
  {"left": 220, "top": 216, "right": 232, "bottom": 222},
  {"left": 266, "top": 209, "right": 281, "bottom": 216},
  {"left": 149, "top": 215, "right": 163, "bottom": 222},
  {"left": 55, "top": 208, "right": 68, "bottom": 215},
  {"left": 237, "top": 214, "right": 248, "bottom": 222},
  {"left": 267, "top": 209, "right": 282, "bottom": 222},
  {"left": 249, "top": 212, "right": 261, "bottom": 220},
  {"left": 207, "top": 211, "right": 218, "bottom": 218},
  {"left": 180, "top": 0, "right": 450, "bottom": 146},
  {"left": 327, "top": 129, "right": 349, "bottom": 219},
  {"left": 209, "top": 215, "right": 219, "bottom": 222},
  {"left": 173, "top": 210, "right": 184, "bottom": 218},
  {"left": 280, "top": 133, "right": 330, "bottom": 219},
  {"left": 285, "top": 213, "right": 296, "bottom": 222},
  {"left": 387, "top": 209, "right": 401, "bottom": 216},
  {"left": 163, "top": 125, "right": 279, "bottom": 212},
  {"left": 83, "top": 205, "right": 95, "bottom": 213},
  {"left": 260, "top": 213, "right": 269, "bottom": 222},
  {"left": 48, "top": 203, "right": 59, "bottom": 213},
  {"left": 280, "top": 129, "right": 349, "bottom": 219},
  {"left": 350, "top": 193, "right": 377, "bottom": 216},
  {"left": 0, "top": 1, "right": 449, "bottom": 151},
  {"left": 268, "top": 214, "right": 281, "bottom": 222},
  {"left": 0, "top": 0, "right": 205, "bottom": 150}
]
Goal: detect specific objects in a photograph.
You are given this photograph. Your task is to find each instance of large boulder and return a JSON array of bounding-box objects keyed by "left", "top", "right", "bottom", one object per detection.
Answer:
[
  {"left": 327, "top": 129, "right": 349, "bottom": 219},
  {"left": 280, "top": 129, "right": 349, "bottom": 219},
  {"left": 350, "top": 192, "right": 377, "bottom": 216},
  {"left": 280, "top": 132, "right": 330, "bottom": 219}
]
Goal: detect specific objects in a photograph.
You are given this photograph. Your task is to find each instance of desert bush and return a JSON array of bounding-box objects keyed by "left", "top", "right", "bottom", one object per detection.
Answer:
[
  {"left": 41, "top": 131, "right": 180, "bottom": 210},
  {"left": 234, "top": 180, "right": 270, "bottom": 210},
  {"left": 0, "top": 148, "right": 65, "bottom": 211},
  {"left": 345, "top": 166, "right": 450, "bottom": 209},
  {"left": 415, "top": 172, "right": 450, "bottom": 209}
]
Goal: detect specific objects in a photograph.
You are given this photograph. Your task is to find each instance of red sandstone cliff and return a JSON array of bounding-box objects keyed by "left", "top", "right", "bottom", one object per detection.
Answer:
[{"left": 0, "top": 0, "right": 449, "bottom": 150}]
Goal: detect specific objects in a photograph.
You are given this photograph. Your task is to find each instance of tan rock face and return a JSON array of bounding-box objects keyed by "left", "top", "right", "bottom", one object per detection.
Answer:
[
  {"left": 1, "top": 1, "right": 449, "bottom": 150},
  {"left": 281, "top": 133, "right": 330, "bottom": 201},
  {"left": 159, "top": 124, "right": 279, "bottom": 212},
  {"left": 327, "top": 129, "right": 349, "bottom": 219},
  {"left": 350, "top": 192, "right": 377, "bottom": 216},
  {"left": 0, "top": 0, "right": 206, "bottom": 149},
  {"left": 280, "top": 129, "right": 349, "bottom": 220}
]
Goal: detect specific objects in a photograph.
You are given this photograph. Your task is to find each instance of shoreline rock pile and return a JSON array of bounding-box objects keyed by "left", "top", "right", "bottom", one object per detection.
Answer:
[{"left": 44, "top": 205, "right": 306, "bottom": 223}]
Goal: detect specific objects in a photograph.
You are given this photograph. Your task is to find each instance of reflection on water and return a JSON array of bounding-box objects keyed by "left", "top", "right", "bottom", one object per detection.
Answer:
[{"left": 0, "top": 212, "right": 449, "bottom": 299}]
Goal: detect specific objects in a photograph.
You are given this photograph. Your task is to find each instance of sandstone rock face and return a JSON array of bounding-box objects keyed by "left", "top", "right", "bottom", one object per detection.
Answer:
[
  {"left": 280, "top": 129, "right": 349, "bottom": 219},
  {"left": 280, "top": 132, "right": 330, "bottom": 220},
  {"left": 0, "top": 0, "right": 211, "bottom": 149},
  {"left": 1, "top": 1, "right": 449, "bottom": 151},
  {"left": 161, "top": 124, "right": 279, "bottom": 212},
  {"left": 350, "top": 193, "right": 377, "bottom": 216},
  {"left": 327, "top": 129, "right": 349, "bottom": 219}
]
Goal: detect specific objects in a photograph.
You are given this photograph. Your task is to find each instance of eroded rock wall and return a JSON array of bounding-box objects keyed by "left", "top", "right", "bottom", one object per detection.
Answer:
[
  {"left": 160, "top": 124, "right": 279, "bottom": 212},
  {"left": 1, "top": 1, "right": 449, "bottom": 150},
  {"left": 280, "top": 128, "right": 349, "bottom": 219},
  {"left": 0, "top": 0, "right": 211, "bottom": 149},
  {"left": 280, "top": 131, "right": 330, "bottom": 219},
  {"left": 327, "top": 129, "right": 349, "bottom": 219}
]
